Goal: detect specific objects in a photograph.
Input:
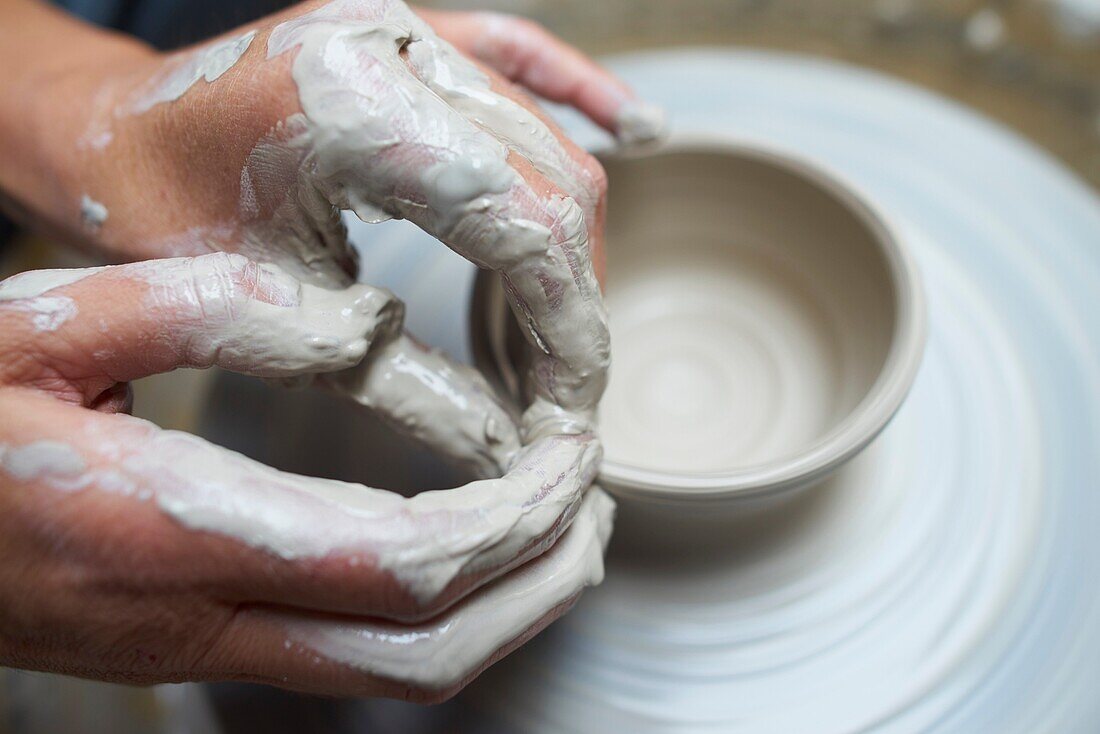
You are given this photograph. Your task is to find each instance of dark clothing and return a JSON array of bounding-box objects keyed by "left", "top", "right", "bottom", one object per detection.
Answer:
[{"left": 55, "top": 0, "right": 290, "bottom": 49}]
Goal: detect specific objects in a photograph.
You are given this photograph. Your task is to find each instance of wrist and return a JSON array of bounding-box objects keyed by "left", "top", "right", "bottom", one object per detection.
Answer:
[{"left": 0, "top": 11, "right": 155, "bottom": 250}]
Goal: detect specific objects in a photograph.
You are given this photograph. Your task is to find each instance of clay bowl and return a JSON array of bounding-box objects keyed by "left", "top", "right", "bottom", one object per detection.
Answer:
[{"left": 471, "top": 136, "right": 926, "bottom": 512}]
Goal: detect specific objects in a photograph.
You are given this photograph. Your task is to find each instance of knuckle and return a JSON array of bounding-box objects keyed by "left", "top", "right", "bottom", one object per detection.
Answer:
[
  {"left": 582, "top": 154, "right": 609, "bottom": 198},
  {"left": 187, "top": 251, "right": 253, "bottom": 282}
]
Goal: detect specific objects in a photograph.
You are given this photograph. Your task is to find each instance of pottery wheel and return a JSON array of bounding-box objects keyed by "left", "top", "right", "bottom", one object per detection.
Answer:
[{"left": 430, "top": 49, "right": 1100, "bottom": 733}]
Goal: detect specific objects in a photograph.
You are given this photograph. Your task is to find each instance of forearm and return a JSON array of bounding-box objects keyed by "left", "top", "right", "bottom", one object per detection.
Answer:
[{"left": 0, "top": 0, "right": 153, "bottom": 246}]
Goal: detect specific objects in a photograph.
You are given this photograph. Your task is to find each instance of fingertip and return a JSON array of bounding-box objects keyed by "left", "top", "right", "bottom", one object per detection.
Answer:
[{"left": 613, "top": 98, "right": 669, "bottom": 146}]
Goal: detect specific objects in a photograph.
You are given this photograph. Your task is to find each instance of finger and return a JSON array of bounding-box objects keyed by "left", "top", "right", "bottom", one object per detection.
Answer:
[
  {"left": 320, "top": 332, "right": 521, "bottom": 478},
  {"left": 0, "top": 253, "right": 402, "bottom": 404},
  {"left": 417, "top": 9, "right": 667, "bottom": 144},
  {"left": 465, "top": 158, "right": 609, "bottom": 438},
  {"left": 399, "top": 20, "right": 609, "bottom": 282},
  {"left": 197, "top": 487, "right": 615, "bottom": 700},
  {"left": 0, "top": 389, "right": 600, "bottom": 623},
  {"left": 402, "top": 24, "right": 602, "bottom": 216},
  {"left": 266, "top": 4, "right": 610, "bottom": 434}
]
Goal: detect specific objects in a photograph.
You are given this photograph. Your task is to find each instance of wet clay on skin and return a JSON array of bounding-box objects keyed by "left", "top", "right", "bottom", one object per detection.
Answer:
[
  {"left": 1, "top": 0, "right": 649, "bottom": 691},
  {"left": 596, "top": 149, "right": 897, "bottom": 473},
  {"left": 256, "top": 0, "right": 611, "bottom": 439},
  {"left": 0, "top": 266, "right": 103, "bottom": 333},
  {"left": 0, "top": 253, "right": 603, "bottom": 608},
  {"left": 128, "top": 29, "right": 258, "bottom": 113}
]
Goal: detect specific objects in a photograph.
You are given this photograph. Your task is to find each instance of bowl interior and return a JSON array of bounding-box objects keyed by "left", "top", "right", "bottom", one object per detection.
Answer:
[
  {"left": 477, "top": 142, "right": 916, "bottom": 496},
  {"left": 595, "top": 146, "right": 897, "bottom": 477}
]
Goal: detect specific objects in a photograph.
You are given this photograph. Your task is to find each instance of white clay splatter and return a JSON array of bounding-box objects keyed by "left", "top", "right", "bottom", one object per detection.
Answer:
[
  {"left": 80, "top": 194, "right": 108, "bottom": 232},
  {"left": 81, "top": 130, "right": 114, "bottom": 150},
  {"left": 0, "top": 441, "right": 86, "bottom": 483},
  {"left": 18, "top": 296, "right": 78, "bottom": 331},
  {"left": 129, "top": 29, "right": 257, "bottom": 113},
  {"left": 0, "top": 267, "right": 101, "bottom": 332},
  {"left": 0, "top": 267, "right": 103, "bottom": 301}
]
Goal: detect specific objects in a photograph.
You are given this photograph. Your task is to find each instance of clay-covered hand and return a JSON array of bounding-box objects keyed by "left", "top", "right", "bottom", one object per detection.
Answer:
[
  {"left": 9, "top": 0, "right": 665, "bottom": 441},
  {"left": 0, "top": 253, "right": 613, "bottom": 701},
  {"left": 0, "top": 0, "right": 640, "bottom": 697}
]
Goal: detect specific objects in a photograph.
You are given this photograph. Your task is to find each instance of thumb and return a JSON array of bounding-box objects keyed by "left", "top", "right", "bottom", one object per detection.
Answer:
[{"left": 0, "top": 253, "right": 402, "bottom": 406}]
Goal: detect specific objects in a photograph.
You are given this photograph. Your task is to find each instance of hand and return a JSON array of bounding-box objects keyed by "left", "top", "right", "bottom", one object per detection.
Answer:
[
  {"left": 0, "top": 252, "right": 614, "bottom": 701},
  {"left": 3, "top": 0, "right": 666, "bottom": 447},
  {"left": 0, "top": 0, "right": 656, "bottom": 696}
]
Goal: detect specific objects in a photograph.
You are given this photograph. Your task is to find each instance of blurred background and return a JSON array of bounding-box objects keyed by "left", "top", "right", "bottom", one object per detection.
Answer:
[
  {"left": 432, "top": 0, "right": 1100, "bottom": 188},
  {"left": 1, "top": 1, "right": 1098, "bottom": 732}
]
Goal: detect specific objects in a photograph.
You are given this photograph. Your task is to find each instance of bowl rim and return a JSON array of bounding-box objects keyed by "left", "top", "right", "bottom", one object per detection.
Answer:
[{"left": 472, "top": 133, "right": 927, "bottom": 504}]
